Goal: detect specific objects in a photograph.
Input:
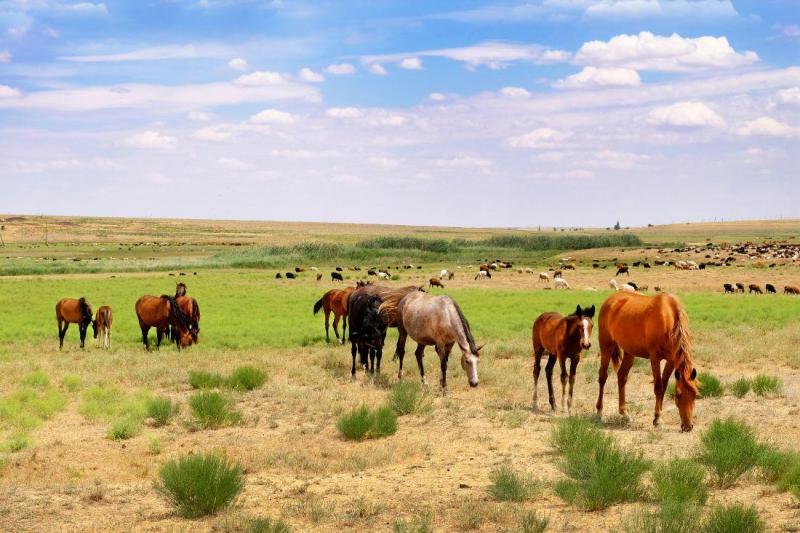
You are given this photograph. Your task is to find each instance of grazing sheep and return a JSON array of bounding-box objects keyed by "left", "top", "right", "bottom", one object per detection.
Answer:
[
  {"left": 609, "top": 279, "right": 618, "bottom": 290},
  {"left": 377, "top": 272, "right": 390, "bottom": 280},
  {"left": 475, "top": 270, "right": 491, "bottom": 280},
  {"left": 766, "top": 283, "right": 776, "bottom": 294},
  {"left": 429, "top": 278, "right": 444, "bottom": 289},
  {"left": 620, "top": 283, "right": 636, "bottom": 293},
  {"left": 554, "top": 270, "right": 562, "bottom": 279},
  {"left": 723, "top": 283, "right": 735, "bottom": 294},
  {"left": 539, "top": 272, "right": 550, "bottom": 282},
  {"left": 524, "top": 267, "right": 534, "bottom": 274},
  {"left": 748, "top": 284, "right": 762, "bottom": 294},
  {"left": 554, "top": 278, "right": 571, "bottom": 289}
]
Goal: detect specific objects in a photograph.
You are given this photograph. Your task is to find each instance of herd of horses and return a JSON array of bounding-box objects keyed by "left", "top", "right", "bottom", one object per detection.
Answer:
[
  {"left": 55, "top": 283, "right": 201, "bottom": 351},
  {"left": 315, "top": 281, "right": 698, "bottom": 431}
]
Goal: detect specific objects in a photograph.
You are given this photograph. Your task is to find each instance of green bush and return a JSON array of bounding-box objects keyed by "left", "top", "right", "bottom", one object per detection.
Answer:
[
  {"left": 156, "top": 453, "right": 243, "bottom": 518},
  {"left": 21, "top": 371, "right": 50, "bottom": 388},
  {"left": 751, "top": 375, "right": 781, "bottom": 397},
  {"left": 776, "top": 459, "right": 800, "bottom": 499},
  {"left": 697, "top": 418, "right": 761, "bottom": 487},
  {"left": 227, "top": 366, "right": 267, "bottom": 391},
  {"left": 248, "top": 517, "right": 292, "bottom": 533},
  {"left": 625, "top": 501, "right": 701, "bottom": 533},
  {"left": 108, "top": 417, "right": 141, "bottom": 440},
  {"left": 757, "top": 446, "right": 797, "bottom": 483},
  {"left": 730, "top": 378, "right": 751, "bottom": 398},
  {"left": 371, "top": 405, "right": 398, "bottom": 437},
  {"left": 389, "top": 381, "right": 430, "bottom": 416},
  {"left": 551, "top": 417, "right": 649, "bottom": 510},
  {"left": 652, "top": 458, "right": 707, "bottom": 505},
  {"left": 60, "top": 374, "right": 82, "bottom": 393},
  {"left": 698, "top": 373, "right": 724, "bottom": 398},
  {"left": 146, "top": 396, "right": 179, "bottom": 427},
  {"left": 188, "top": 371, "right": 223, "bottom": 389},
  {"left": 516, "top": 510, "right": 549, "bottom": 533},
  {"left": 701, "top": 504, "right": 763, "bottom": 533},
  {"left": 2, "top": 433, "right": 30, "bottom": 453},
  {"left": 336, "top": 405, "right": 397, "bottom": 440},
  {"left": 487, "top": 464, "right": 540, "bottom": 502},
  {"left": 189, "top": 392, "right": 242, "bottom": 429}
]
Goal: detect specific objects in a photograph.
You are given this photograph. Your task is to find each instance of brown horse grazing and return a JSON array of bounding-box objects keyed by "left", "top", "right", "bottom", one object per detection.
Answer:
[
  {"left": 313, "top": 287, "right": 355, "bottom": 343},
  {"left": 56, "top": 297, "right": 93, "bottom": 349},
  {"left": 395, "top": 291, "right": 483, "bottom": 392},
  {"left": 135, "top": 295, "right": 194, "bottom": 350},
  {"left": 175, "top": 296, "right": 201, "bottom": 344},
  {"left": 92, "top": 305, "right": 113, "bottom": 350},
  {"left": 532, "top": 305, "right": 595, "bottom": 412},
  {"left": 597, "top": 292, "right": 698, "bottom": 432}
]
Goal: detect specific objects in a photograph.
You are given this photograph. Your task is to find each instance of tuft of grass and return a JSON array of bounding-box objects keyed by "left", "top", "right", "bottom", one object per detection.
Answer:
[
  {"left": 148, "top": 437, "right": 162, "bottom": 455},
  {"left": 389, "top": 381, "right": 431, "bottom": 416},
  {"left": 751, "top": 374, "right": 781, "bottom": 397},
  {"left": 698, "top": 373, "right": 724, "bottom": 398},
  {"left": 777, "top": 460, "right": 800, "bottom": 500},
  {"left": 625, "top": 502, "right": 701, "bottom": 533},
  {"left": 156, "top": 453, "right": 243, "bottom": 518},
  {"left": 487, "top": 464, "right": 540, "bottom": 502},
  {"left": 651, "top": 458, "right": 708, "bottom": 505},
  {"left": 371, "top": 405, "right": 398, "bottom": 437},
  {"left": 551, "top": 417, "right": 649, "bottom": 510},
  {"left": 0, "top": 387, "right": 67, "bottom": 432},
  {"left": 21, "top": 370, "right": 49, "bottom": 388},
  {"left": 107, "top": 417, "right": 141, "bottom": 440},
  {"left": 730, "top": 378, "right": 751, "bottom": 398},
  {"left": 188, "top": 371, "right": 223, "bottom": 389},
  {"left": 701, "top": 503, "right": 764, "bottom": 533},
  {"left": 60, "top": 374, "right": 82, "bottom": 393},
  {"left": 146, "top": 396, "right": 179, "bottom": 427},
  {"left": 515, "top": 510, "right": 549, "bottom": 533},
  {"left": 226, "top": 365, "right": 267, "bottom": 391},
  {"left": 697, "top": 418, "right": 761, "bottom": 487},
  {"left": 247, "top": 517, "right": 292, "bottom": 533},
  {"left": 189, "top": 391, "right": 242, "bottom": 429},
  {"left": 392, "top": 510, "right": 433, "bottom": 533},
  {"left": 2, "top": 433, "right": 31, "bottom": 453},
  {"left": 80, "top": 383, "right": 150, "bottom": 423},
  {"left": 336, "top": 405, "right": 398, "bottom": 440}
]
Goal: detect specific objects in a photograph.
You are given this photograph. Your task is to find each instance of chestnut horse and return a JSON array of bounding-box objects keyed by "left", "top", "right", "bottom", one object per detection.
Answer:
[
  {"left": 175, "top": 296, "right": 201, "bottom": 345},
  {"left": 313, "top": 287, "right": 355, "bottom": 343},
  {"left": 395, "top": 291, "right": 483, "bottom": 392},
  {"left": 135, "top": 295, "right": 194, "bottom": 350},
  {"left": 56, "top": 297, "right": 93, "bottom": 349},
  {"left": 532, "top": 305, "right": 595, "bottom": 412},
  {"left": 596, "top": 292, "right": 698, "bottom": 432},
  {"left": 92, "top": 305, "right": 113, "bottom": 350}
]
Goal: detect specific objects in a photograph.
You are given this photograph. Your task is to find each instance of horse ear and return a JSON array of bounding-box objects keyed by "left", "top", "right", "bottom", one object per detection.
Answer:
[
  {"left": 585, "top": 305, "right": 595, "bottom": 318},
  {"left": 575, "top": 305, "right": 582, "bottom": 316},
  {"left": 476, "top": 343, "right": 486, "bottom": 353},
  {"left": 690, "top": 368, "right": 697, "bottom": 380}
]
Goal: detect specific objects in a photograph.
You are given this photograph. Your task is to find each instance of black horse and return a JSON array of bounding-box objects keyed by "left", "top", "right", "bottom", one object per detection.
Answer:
[{"left": 347, "top": 292, "right": 387, "bottom": 377}]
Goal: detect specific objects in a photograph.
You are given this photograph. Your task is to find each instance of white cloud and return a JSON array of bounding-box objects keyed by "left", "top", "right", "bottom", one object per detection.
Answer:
[
  {"left": 0, "top": 85, "right": 20, "bottom": 98},
  {"left": 499, "top": 87, "right": 531, "bottom": 98},
  {"left": 325, "top": 107, "right": 363, "bottom": 119},
  {"left": 325, "top": 63, "right": 356, "bottom": 75},
  {"left": 770, "top": 87, "right": 800, "bottom": 109},
  {"left": 368, "top": 63, "right": 388, "bottom": 76},
  {"left": 588, "top": 150, "right": 649, "bottom": 169},
  {"left": 433, "top": 155, "right": 493, "bottom": 168},
  {"left": 123, "top": 130, "right": 176, "bottom": 150},
  {"left": 362, "top": 41, "right": 569, "bottom": 70},
  {"left": 187, "top": 110, "right": 214, "bottom": 121},
  {"left": 648, "top": 101, "right": 725, "bottom": 128},
  {"left": 585, "top": 0, "right": 737, "bottom": 18},
  {"left": 218, "top": 157, "right": 253, "bottom": 170},
  {"left": 574, "top": 32, "right": 758, "bottom": 72},
  {"left": 61, "top": 44, "right": 229, "bottom": 62},
  {"left": 298, "top": 67, "right": 324, "bottom": 82},
  {"left": 370, "top": 115, "right": 407, "bottom": 127},
  {"left": 737, "top": 117, "right": 796, "bottom": 138},
  {"left": 507, "top": 128, "right": 570, "bottom": 148},
  {"left": 428, "top": 92, "right": 456, "bottom": 101},
  {"left": 234, "top": 70, "right": 288, "bottom": 85},
  {"left": 194, "top": 126, "right": 234, "bottom": 142},
  {"left": 0, "top": 50, "right": 10, "bottom": 63},
  {"left": 565, "top": 169, "right": 594, "bottom": 179},
  {"left": 270, "top": 149, "right": 341, "bottom": 159},
  {"left": 775, "top": 24, "right": 800, "bottom": 39},
  {"left": 249, "top": 108, "right": 295, "bottom": 124},
  {"left": 399, "top": 57, "right": 423, "bottom": 70},
  {"left": 227, "top": 57, "right": 248, "bottom": 71},
  {"left": 63, "top": 3, "right": 108, "bottom": 15},
  {"left": 554, "top": 66, "right": 641, "bottom": 89}
]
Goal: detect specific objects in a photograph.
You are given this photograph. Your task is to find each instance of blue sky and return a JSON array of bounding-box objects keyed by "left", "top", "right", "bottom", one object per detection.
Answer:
[{"left": 1, "top": 1, "right": 798, "bottom": 227}]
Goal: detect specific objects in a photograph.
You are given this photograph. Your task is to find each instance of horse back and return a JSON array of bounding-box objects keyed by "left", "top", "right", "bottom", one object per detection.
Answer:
[
  {"left": 532, "top": 312, "right": 565, "bottom": 352},
  {"left": 135, "top": 295, "right": 170, "bottom": 328},
  {"left": 56, "top": 298, "right": 86, "bottom": 323},
  {"left": 96, "top": 305, "right": 113, "bottom": 329},
  {"left": 600, "top": 292, "right": 682, "bottom": 357}
]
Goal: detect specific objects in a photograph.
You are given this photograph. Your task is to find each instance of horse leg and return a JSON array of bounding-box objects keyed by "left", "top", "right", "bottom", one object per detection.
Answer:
[
  {"left": 79, "top": 323, "right": 87, "bottom": 349},
  {"left": 568, "top": 355, "right": 579, "bottom": 414},
  {"left": 395, "top": 327, "right": 407, "bottom": 378},
  {"left": 533, "top": 344, "right": 544, "bottom": 410},
  {"left": 324, "top": 309, "right": 331, "bottom": 343},
  {"left": 58, "top": 320, "right": 68, "bottom": 350},
  {"left": 376, "top": 345, "right": 383, "bottom": 374},
  {"left": 436, "top": 344, "right": 448, "bottom": 394},
  {"left": 341, "top": 314, "right": 347, "bottom": 346},
  {"left": 414, "top": 344, "right": 427, "bottom": 386},
  {"left": 596, "top": 341, "right": 617, "bottom": 418},
  {"left": 141, "top": 326, "right": 150, "bottom": 351},
  {"left": 558, "top": 353, "right": 568, "bottom": 411},
  {"left": 545, "top": 354, "right": 557, "bottom": 411},
  {"left": 350, "top": 340, "right": 358, "bottom": 378},
  {"left": 156, "top": 328, "right": 164, "bottom": 350},
  {"left": 369, "top": 346, "right": 376, "bottom": 374},
  {"left": 617, "top": 354, "right": 634, "bottom": 419},
  {"left": 653, "top": 359, "right": 674, "bottom": 427},
  {"left": 332, "top": 314, "right": 341, "bottom": 343}
]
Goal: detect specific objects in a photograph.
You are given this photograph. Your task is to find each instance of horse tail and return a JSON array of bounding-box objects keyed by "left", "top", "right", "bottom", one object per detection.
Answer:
[
  {"left": 78, "top": 297, "right": 92, "bottom": 323},
  {"left": 610, "top": 348, "right": 622, "bottom": 373},
  {"left": 451, "top": 299, "right": 478, "bottom": 354},
  {"left": 671, "top": 301, "right": 692, "bottom": 370},
  {"left": 192, "top": 298, "right": 200, "bottom": 325},
  {"left": 313, "top": 296, "right": 324, "bottom": 315}
]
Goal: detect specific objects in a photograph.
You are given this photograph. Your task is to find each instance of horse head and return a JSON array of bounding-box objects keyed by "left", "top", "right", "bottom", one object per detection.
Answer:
[
  {"left": 575, "top": 305, "right": 595, "bottom": 350},
  {"left": 460, "top": 343, "right": 484, "bottom": 388},
  {"left": 674, "top": 366, "right": 698, "bottom": 432}
]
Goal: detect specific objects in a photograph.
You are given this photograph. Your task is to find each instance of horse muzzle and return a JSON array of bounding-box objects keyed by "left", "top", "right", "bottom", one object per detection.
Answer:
[
  {"left": 469, "top": 380, "right": 479, "bottom": 388},
  {"left": 582, "top": 342, "right": 592, "bottom": 350},
  {"left": 681, "top": 422, "right": 694, "bottom": 432}
]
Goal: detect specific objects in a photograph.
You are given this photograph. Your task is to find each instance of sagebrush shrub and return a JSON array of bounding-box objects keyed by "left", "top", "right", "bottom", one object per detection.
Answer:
[
  {"left": 697, "top": 418, "right": 761, "bottom": 487},
  {"left": 156, "top": 453, "right": 243, "bottom": 518}
]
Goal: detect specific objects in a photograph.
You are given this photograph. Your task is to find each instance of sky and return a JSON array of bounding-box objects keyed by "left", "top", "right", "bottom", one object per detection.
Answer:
[{"left": 0, "top": 0, "right": 798, "bottom": 228}]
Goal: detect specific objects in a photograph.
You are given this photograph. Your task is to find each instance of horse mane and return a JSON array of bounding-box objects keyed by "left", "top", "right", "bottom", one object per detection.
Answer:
[
  {"left": 671, "top": 302, "right": 693, "bottom": 374},
  {"left": 161, "top": 295, "right": 192, "bottom": 331},
  {"left": 78, "top": 297, "right": 92, "bottom": 323},
  {"left": 376, "top": 285, "right": 421, "bottom": 325},
  {"left": 450, "top": 298, "right": 478, "bottom": 354}
]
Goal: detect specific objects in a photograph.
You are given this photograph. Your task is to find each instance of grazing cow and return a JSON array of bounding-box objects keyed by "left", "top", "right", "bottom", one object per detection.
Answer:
[
  {"left": 275, "top": 272, "right": 282, "bottom": 279},
  {"left": 539, "top": 272, "right": 550, "bottom": 282},
  {"left": 723, "top": 283, "right": 735, "bottom": 294},
  {"left": 331, "top": 272, "right": 344, "bottom": 282},
  {"left": 285, "top": 272, "right": 296, "bottom": 279},
  {"left": 92, "top": 305, "right": 113, "bottom": 350},
  {"left": 554, "top": 278, "right": 571, "bottom": 289},
  {"left": 429, "top": 278, "right": 444, "bottom": 289},
  {"left": 784, "top": 285, "right": 800, "bottom": 295},
  {"left": 475, "top": 270, "right": 491, "bottom": 280},
  {"left": 735, "top": 283, "right": 745, "bottom": 293},
  {"left": 748, "top": 284, "right": 762, "bottom": 294},
  {"left": 316, "top": 273, "right": 323, "bottom": 281},
  {"left": 616, "top": 266, "right": 630, "bottom": 276},
  {"left": 632, "top": 261, "right": 641, "bottom": 267},
  {"left": 766, "top": 284, "right": 777, "bottom": 294}
]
